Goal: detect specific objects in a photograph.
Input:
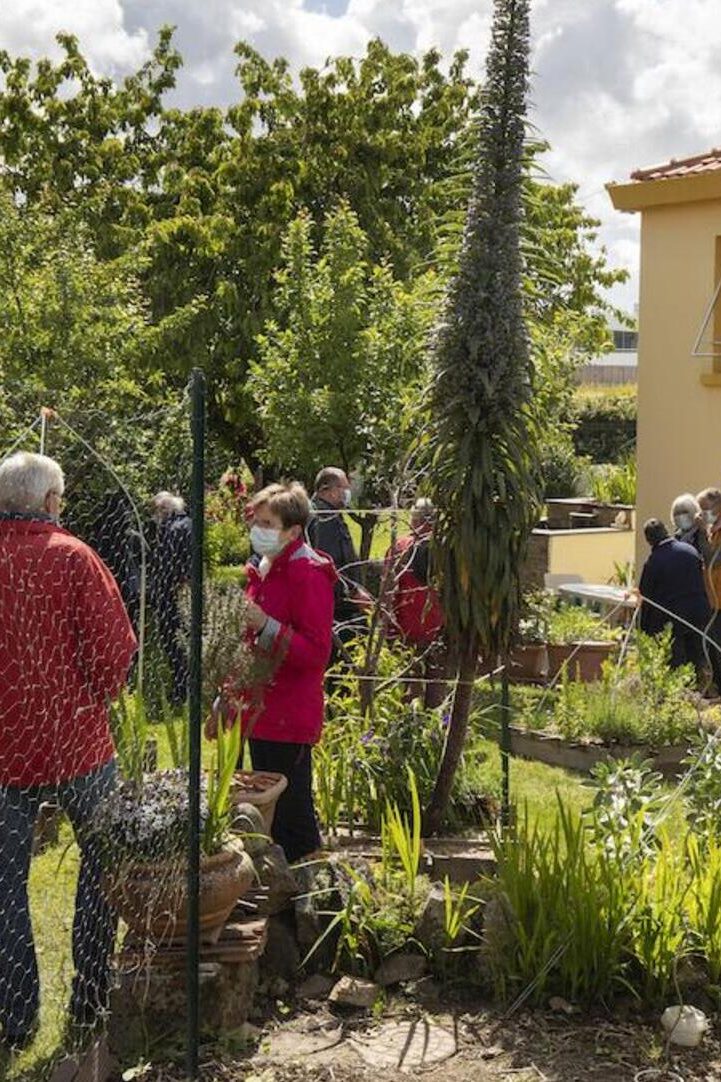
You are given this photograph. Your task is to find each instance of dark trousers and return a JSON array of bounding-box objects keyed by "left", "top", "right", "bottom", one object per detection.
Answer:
[
  {"left": 0, "top": 762, "right": 116, "bottom": 1040},
  {"left": 671, "top": 624, "right": 706, "bottom": 672},
  {"left": 707, "top": 612, "right": 721, "bottom": 692},
  {"left": 248, "top": 740, "right": 321, "bottom": 864},
  {"left": 150, "top": 593, "right": 189, "bottom": 706}
]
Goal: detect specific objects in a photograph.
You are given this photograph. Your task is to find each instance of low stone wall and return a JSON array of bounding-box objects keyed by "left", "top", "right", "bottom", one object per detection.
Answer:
[{"left": 509, "top": 725, "right": 688, "bottom": 777}]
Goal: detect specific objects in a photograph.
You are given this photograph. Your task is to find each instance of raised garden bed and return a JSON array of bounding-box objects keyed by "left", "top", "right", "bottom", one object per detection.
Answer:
[{"left": 509, "top": 724, "right": 688, "bottom": 777}]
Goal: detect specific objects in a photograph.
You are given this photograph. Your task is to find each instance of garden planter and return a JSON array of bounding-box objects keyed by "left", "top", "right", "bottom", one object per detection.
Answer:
[
  {"left": 508, "top": 643, "right": 547, "bottom": 682},
  {"left": 231, "top": 770, "right": 288, "bottom": 833},
  {"left": 546, "top": 641, "right": 616, "bottom": 682},
  {"left": 508, "top": 725, "right": 689, "bottom": 778},
  {"left": 106, "top": 841, "right": 255, "bottom": 944}
]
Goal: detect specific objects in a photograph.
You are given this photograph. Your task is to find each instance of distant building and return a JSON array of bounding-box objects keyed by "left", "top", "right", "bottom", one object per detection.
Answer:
[{"left": 580, "top": 315, "right": 638, "bottom": 385}]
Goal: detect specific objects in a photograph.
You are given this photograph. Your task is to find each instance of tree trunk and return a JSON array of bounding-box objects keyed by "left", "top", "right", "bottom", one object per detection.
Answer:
[
  {"left": 422, "top": 633, "right": 479, "bottom": 836},
  {"left": 357, "top": 515, "right": 376, "bottom": 589}
]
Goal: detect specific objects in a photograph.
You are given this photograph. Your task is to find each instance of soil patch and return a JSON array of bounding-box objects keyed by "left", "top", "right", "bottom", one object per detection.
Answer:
[{"left": 120, "top": 999, "right": 721, "bottom": 1082}]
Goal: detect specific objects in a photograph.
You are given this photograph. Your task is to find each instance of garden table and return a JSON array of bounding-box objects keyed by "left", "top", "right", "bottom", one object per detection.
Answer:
[{"left": 557, "top": 582, "right": 637, "bottom": 624}]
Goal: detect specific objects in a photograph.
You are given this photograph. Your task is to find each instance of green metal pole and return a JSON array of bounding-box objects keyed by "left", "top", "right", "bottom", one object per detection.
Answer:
[
  {"left": 501, "top": 667, "right": 510, "bottom": 828},
  {"left": 187, "top": 370, "right": 205, "bottom": 1079}
]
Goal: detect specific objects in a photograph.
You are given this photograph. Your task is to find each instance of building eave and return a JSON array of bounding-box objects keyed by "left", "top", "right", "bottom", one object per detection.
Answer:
[{"left": 607, "top": 170, "right": 721, "bottom": 212}]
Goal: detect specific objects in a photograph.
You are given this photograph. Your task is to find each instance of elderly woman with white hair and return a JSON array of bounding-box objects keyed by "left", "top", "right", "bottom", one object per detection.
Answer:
[
  {"left": 671, "top": 492, "right": 711, "bottom": 561},
  {"left": 0, "top": 451, "right": 136, "bottom": 1048}
]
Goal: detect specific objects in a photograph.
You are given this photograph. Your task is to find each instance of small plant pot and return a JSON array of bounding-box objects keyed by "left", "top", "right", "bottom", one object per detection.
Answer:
[
  {"left": 105, "top": 842, "right": 255, "bottom": 945},
  {"left": 508, "top": 643, "right": 548, "bottom": 681},
  {"left": 230, "top": 770, "right": 288, "bottom": 834},
  {"left": 547, "top": 641, "right": 615, "bottom": 682}
]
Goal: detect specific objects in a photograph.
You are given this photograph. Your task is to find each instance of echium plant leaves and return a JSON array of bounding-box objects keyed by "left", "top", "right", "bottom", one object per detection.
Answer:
[{"left": 427, "top": 0, "right": 542, "bottom": 659}]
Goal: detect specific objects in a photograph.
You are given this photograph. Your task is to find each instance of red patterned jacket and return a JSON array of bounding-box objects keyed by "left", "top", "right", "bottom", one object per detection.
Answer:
[{"left": 0, "top": 516, "right": 137, "bottom": 786}]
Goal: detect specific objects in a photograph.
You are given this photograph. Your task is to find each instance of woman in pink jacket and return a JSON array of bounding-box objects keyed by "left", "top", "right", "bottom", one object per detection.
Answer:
[{"left": 209, "top": 482, "right": 336, "bottom": 863}]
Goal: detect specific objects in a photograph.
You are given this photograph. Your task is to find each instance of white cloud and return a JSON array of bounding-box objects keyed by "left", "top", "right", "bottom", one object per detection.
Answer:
[
  {"left": 2, "top": 0, "right": 720, "bottom": 313},
  {"left": 0, "top": 0, "right": 148, "bottom": 73}
]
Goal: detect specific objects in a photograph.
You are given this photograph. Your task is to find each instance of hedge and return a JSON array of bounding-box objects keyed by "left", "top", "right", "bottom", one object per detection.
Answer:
[{"left": 571, "top": 387, "right": 637, "bottom": 463}]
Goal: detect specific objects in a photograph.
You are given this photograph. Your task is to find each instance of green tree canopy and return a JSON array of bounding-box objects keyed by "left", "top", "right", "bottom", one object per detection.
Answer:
[{"left": 249, "top": 204, "right": 433, "bottom": 495}]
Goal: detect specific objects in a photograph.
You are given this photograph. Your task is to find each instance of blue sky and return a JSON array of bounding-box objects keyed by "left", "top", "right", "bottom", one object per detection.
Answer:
[{"left": 2, "top": 0, "right": 721, "bottom": 314}]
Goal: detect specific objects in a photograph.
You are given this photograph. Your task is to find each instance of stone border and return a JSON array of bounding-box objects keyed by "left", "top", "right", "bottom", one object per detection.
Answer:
[{"left": 509, "top": 725, "right": 688, "bottom": 777}]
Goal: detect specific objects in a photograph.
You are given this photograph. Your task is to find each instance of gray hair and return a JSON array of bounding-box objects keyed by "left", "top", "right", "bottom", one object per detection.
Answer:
[
  {"left": 150, "top": 490, "right": 186, "bottom": 518},
  {"left": 411, "top": 497, "right": 435, "bottom": 527},
  {"left": 671, "top": 492, "right": 700, "bottom": 519},
  {"left": 0, "top": 452, "right": 65, "bottom": 514}
]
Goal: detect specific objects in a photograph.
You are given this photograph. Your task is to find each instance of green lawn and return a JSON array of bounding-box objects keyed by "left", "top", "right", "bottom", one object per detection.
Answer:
[{"left": 346, "top": 511, "right": 411, "bottom": 561}]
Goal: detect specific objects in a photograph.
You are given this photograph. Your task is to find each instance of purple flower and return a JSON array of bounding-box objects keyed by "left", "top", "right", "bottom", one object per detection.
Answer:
[
  {"left": 441, "top": 712, "right": 451, "bottom": 729},
  {"left": 360, "top": 728, "right": 375, "bottom": 746}
]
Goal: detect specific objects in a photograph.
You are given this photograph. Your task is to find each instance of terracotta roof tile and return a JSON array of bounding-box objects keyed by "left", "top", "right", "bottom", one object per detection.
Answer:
[{"left": 631, "top": 148, "right": 721, "bottom": 182}]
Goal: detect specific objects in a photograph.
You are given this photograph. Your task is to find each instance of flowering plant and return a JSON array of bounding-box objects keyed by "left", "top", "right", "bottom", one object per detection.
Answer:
[{"left": 91, "top": 769, "right": 210, "bottom": 865}]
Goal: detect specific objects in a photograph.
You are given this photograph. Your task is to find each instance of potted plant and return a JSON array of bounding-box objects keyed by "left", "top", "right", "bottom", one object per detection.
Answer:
[
  {"left": 93, "top": 720, "right": 255, "bottom": 945},
  {"left": 198, "top": 580, "right": 288, "bottom": 830},
  {"left": 546, "top": 603, "right": 619, "bottom": 682},
  {"left": 509, "top": 591, "right": 551, "bottom": 682}
]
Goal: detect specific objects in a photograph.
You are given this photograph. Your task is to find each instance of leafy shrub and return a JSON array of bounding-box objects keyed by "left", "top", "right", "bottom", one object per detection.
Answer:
[
  {"left": 586, "top": 758, "right": 664, "bottom": 861},
  {"left": 546, "top": 602, "right": 619, "bottom": 644},
  {"left": 511, "top": 630, "right": 700, "bottom": 746},
  {"left": 589, "top": 457, "right": 637, "bottom": 505},
  {"left": 206, "top": 516, "right": 250, "bottom": 568},
  {"left": 540, "top": 434, "right": 589, "bottom": 499},
  {"left": 572, "top": 386, "right": 637, "bottom": 463},
  {"left": 316, "top": 644, "right": 497, "bottom": 833},
  {"left": 683, "top": 731, "right": 721, "bottom": 842}
]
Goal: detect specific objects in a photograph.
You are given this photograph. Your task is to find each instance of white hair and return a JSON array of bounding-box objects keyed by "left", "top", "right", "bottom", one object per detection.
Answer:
[
  {"left": 151, "top": 490, "right": 186, "bottom": 519},
  {"left": 671, "top": 492, "right": 700, "bottom": 519},
  {"left": 0, "top": 452, "right": 65, "bottom": 514},
  {"left": 411, "top": 497, "right": 435, "bottom": 526}
]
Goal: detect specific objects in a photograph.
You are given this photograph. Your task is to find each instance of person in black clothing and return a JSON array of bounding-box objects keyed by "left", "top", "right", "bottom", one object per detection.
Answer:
[
  {"left": 88, "top": 492, "right": 141, "bottom": 630},
  {"left": 638, "top": 518, "right": 711, "bottom": 676},
  {"left": 307, "top": 467, "right": 370, "bottom": 646},
  {"left": 148, "top": 491, "right": 192, "bottom": 706}
]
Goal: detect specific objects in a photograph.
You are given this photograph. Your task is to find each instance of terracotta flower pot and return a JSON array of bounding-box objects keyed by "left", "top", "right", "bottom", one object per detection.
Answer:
[
  {"left": 546, "top": 641, "right": 616, "bottom": 682},
  {"left": 508, "top": 643, "right": 548, "bottom": 681},
  {"left": 106, "top": 841, "right": 255, "bottom": 945},
  {"left": 230, "top": 770, "right": 288, "bottom": 834}
]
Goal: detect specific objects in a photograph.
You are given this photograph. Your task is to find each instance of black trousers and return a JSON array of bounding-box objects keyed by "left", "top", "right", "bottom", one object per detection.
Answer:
[
  {"left": 707, "top": 612, "right": 721, "bottom": 692},
  {"left": 249, "top": 739, "right": 321, "bottom": 864},
  {"left": 150, "top": 593, "right": 189, "bottom": 706}
]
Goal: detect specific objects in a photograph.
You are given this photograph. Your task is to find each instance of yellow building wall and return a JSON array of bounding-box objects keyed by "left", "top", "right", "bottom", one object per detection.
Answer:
[
  {"left": 547, "top": 528, "right": 635, "bottom": 583},
  {"left": 635, "top": 199, "right": 721, "bottom": 572}
]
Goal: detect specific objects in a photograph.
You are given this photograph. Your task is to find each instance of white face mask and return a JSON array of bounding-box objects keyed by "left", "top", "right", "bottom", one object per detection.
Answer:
[
  {"left": 675, "top": 513, "right": 693, "bottom": 532},
  {"left": 342, "top": 488, "right": 352, "bottom": 509},
  {"left": 250, "top": 524, "right": 285, "bottom": 557},
  {"left": 704, "top": 509, "right": 717, "bottom": 527}
]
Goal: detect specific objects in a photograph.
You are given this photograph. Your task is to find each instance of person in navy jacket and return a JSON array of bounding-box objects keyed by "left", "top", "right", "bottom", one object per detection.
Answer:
[{"left": 638, "top": 518, "right": 711, "bottom": 675}]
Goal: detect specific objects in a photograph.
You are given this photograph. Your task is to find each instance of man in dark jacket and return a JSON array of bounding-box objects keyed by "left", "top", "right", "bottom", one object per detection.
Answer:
[
  {"left": 148, "top": 491, "right": 192, "bottom": 705},
  {"left": 307, "top": 467, "right": 369, "bottom": 644},
  {"left": 639, "top": 518, "right": 711, "bottom": 673}
]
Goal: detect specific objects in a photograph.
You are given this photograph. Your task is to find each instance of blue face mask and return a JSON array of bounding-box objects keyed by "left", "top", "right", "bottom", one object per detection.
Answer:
[{"left": 250, "top": 525, "right": 284, "bottom": 557}]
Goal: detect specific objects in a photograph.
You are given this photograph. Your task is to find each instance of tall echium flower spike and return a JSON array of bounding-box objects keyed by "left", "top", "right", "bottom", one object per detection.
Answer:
[{"left": 423, "top": 0, "right": 541, "bottom": 833}]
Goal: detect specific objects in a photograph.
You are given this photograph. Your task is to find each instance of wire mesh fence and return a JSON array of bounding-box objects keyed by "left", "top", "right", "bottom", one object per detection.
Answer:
[
  {"left": 5, "top": 376, "right": 721, "bottom": 1079},
  {"left": 0, "top": 384, "right": 202, "bottom": 1079}
]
